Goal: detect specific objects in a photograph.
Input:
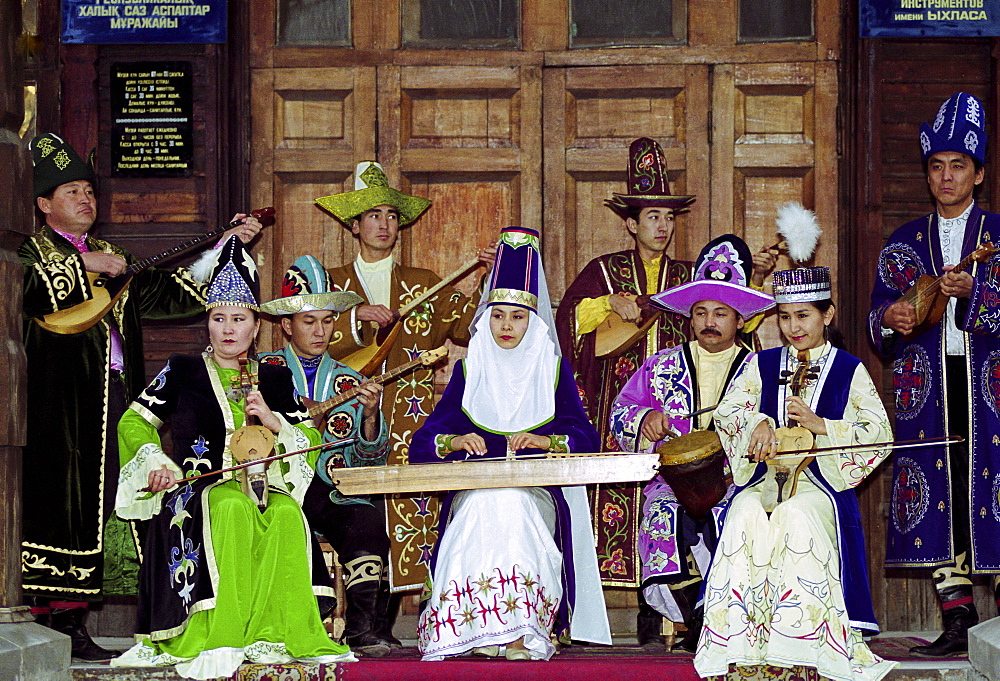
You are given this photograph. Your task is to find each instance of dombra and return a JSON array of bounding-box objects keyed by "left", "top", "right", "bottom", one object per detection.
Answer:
[{"left": 656, "top": 430, "right": 729, "bottom": 520}]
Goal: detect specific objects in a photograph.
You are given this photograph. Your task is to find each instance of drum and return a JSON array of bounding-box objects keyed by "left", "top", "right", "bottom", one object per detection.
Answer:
[{"left": 656, "top": 430, "right": 729, "bottom": 519}]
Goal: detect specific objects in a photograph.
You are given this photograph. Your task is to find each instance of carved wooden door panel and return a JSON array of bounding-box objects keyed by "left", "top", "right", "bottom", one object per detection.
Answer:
[
  {"left": 710, "top": 61, "right": 839, "bottom": 348},
  {"left": 543, "top": 64, "right": 712, "bottom": 300}
]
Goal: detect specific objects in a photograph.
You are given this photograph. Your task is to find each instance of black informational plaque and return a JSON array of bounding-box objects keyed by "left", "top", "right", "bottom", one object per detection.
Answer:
[{"left": 111, "top": 61, "right": 193, "bottom": 177}]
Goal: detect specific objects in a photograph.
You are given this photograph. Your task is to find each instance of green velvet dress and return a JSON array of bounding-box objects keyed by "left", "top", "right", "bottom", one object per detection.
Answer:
[{"left": 111, "top": 354, "right": 353, "bottom": 679}]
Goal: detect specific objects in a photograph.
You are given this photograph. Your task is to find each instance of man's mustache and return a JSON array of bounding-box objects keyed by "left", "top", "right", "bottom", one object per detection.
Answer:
[{"left": 699, "top": 328, "right": 722, "bottom": 337}]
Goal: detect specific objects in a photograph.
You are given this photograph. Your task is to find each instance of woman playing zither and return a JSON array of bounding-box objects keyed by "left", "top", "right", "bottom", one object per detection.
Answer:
[
  {"left": 111, "top": 237, "right": 352, "bottom": 680},
  {"left": 696, "top": 266, "right": 896, "bottom": 681},
  {"left": 408, "top": 227, "right": 611, "bottom": 661}
]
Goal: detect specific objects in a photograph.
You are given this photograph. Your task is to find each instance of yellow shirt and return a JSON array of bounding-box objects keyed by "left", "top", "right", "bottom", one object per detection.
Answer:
[
  {"left": 691, "top": 341, "right": 740, "bottom": 430},
  {"left": 573, "top": 255, "right": 766, "bottom": 337}
]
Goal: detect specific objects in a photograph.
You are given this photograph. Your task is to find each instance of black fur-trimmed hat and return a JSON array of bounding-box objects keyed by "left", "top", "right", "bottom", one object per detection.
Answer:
[{"left": 29, "top": 133, "right": 96, "bottom": 198}]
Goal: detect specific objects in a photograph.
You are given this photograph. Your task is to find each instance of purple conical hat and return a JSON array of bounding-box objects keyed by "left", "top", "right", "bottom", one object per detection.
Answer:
[
  {"left": 484, "top": 227, "right": 541, "bottom": 312},
  {"left": 650, "top": 234, "right": 774, "bottom": 318},
  {"left": 605, "top": 137, "right": 696, "bottom": 219}
]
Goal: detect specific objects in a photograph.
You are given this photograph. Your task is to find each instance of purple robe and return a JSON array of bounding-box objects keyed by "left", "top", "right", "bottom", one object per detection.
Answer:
[
  {"left": 869, "top": 205, "right": 1000, "bottom": 571},
  {"left": 556, "top": 248, "right": 691, "bottom": 585},
  {"left": 610, "top": 342, "right": 749, "bottom": 593}
]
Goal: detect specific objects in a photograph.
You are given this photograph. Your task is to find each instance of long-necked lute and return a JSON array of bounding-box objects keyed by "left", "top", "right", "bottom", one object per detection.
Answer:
[
  {"left": 36, "top": 207, "right": 274, "bottom": 335},
  {"left": 339, "top": 256, "right": 481, "bottom": 375},
  {"left": 304, "top": 346, "right": 448, "bottom": 430},
  {"left": 898, "top": 241, "right": 997, "bottom": 341}
]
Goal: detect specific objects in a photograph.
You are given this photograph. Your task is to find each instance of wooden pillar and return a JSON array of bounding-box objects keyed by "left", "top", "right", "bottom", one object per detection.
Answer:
[{"left": 0, "top": 0, "right": 30, "bottom": 617}]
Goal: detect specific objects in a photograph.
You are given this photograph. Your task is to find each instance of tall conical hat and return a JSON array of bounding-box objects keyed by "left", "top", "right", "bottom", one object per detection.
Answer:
[
  {"left": 919, "top": 92, "right": 987, "bottom": 165},
  {"left": 605, "top": 137, "right": 696, "bottom": 219},
  {"left": 315, "top": 161, "right": 431, "bottom": 227},
  {"left": 484, "top": 227, "right": 542, "bottom": 312},
  {"left": 206, "top": 236, "right": 260, "bottom": 311},
  {"left": 260, "top": 255, "right": 363, "bottom": 316},
  {"left": 29, "top": 133, "right": 96, "bottom": 198},
  {"left": 650, "top": 234, "right": 774, "bottom": 318}
]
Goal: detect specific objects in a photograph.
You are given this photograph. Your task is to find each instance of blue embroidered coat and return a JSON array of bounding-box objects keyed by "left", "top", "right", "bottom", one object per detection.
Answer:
[
  {"left": 869, "top": 205, "right": 1000, "bottom": 571},
  {"left": 259, "top": 345, "right": 388, "bottom": 506}
]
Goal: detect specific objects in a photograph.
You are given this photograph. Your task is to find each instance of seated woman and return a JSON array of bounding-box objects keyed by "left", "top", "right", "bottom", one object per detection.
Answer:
[
  {"left": 111, "top": 237, "right": 353, "bottom": 680},
  {"left": 695, "top": 266, "right": 897, "bottom": 681},
  {"left": 410, "top": 227, "right": 611, "bottom": 661}
]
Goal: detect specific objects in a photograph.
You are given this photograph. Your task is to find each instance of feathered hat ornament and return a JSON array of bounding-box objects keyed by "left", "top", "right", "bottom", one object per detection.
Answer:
[{"left": 774, "top": 201, "right": 822, "bottom": 263}]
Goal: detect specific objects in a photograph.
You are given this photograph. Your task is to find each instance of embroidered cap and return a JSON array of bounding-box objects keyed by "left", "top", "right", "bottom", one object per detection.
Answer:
[
  {"left": 605, "top": 137, "right": 696, "bottom": 220},
  {"left": 772, "top": 266, "right": 832, "bottom": 304},
  {"left": 650, "top": 234, "right": 775, "bottom": 318},
  {"left": 30, "top": 133, "right": 97, "bottom": 198},
  {"left": 315, "top": 161, "right": 432, "bottom": 227},
  {"left": 260, "top": 255, "right": 363, "bottom": 316},
  {"left": 485, "top": 227, "right": 541, "bottom": 312},
  {"left": 919, "top": 92, "right": 988, "bottom": 166},
  {"left": 206, "top": 236, "right": 260, "bottom": 311}
]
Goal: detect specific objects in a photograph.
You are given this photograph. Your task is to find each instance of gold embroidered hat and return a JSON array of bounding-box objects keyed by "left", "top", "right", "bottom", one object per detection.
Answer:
[
  {"left": 30, "top": 133, "right": 96, "bottom": 198},
  {"left": 315, "top": 161, "right": 432, "bottom": 227}
]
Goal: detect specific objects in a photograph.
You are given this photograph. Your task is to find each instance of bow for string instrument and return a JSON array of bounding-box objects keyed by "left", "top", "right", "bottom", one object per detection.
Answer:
[
  {"left": 36, "top": 207, "right": 275, "bottom": 335},
  {"left": 898, "top": 241, "right": 997, "bottom": 341},
  {"left": 760, "top": 349, "right": 818, "bottom": 513},
  {"left": 229, "top": 356, "right": 276, "bottom": 511}
]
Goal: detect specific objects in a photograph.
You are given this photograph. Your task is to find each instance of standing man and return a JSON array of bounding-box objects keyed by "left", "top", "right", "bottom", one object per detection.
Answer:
[
  {"left": 20, "top": 133, "right": 260, "bottom": 659},
  {"left": 259, "top": 255, "right": 395, "bottom": 657},
  {"left": 610, "top": 235, "right": 775, "bottom": 651},
  {"left": 314, "top": 161, "right": 495, "bottom": 634},
  {"left": 870, "top": 92, "right": 1000, "bottom": 656}
]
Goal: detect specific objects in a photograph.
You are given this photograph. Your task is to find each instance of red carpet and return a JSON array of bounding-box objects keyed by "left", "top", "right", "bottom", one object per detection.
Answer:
[{"left": 336, "top": 646, "right": 701, "bottom": 681}]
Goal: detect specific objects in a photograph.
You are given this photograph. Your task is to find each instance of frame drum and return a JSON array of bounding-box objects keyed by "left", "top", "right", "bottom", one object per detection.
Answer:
[{"left": 656, "top": 430, "right": 728, "bottom": 519}]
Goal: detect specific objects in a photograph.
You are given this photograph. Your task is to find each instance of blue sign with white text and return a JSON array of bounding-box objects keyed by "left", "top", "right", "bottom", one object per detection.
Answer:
[
  {"left": 860, "top": 0, "right": 1000, "bottom": 36},
  {"left": 62, "top": 0, "right": 226, "bottom": 44}
]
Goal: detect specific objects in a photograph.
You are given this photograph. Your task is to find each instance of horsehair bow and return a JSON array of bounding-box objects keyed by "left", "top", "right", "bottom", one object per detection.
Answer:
[
  {"left": 747, "top": 435, "right": 963, "bottom": 461},
  {"left": 139, "top": 436, "right": 356, "bottom": 493}
]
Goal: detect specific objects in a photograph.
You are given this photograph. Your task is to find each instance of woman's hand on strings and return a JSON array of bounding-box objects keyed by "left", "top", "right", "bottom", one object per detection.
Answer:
[
  {"left": 147, "top": 465, "right": 178, "bottom": 493},
  {"left": 508, "top": 432, "right": 550, "bottom": 451},
  {"left": 245, "top": 390, "right": 281, "bottom": 433},
  {"left": 748, "top": 420, "right": 780, "bottom": 462},
  {"left": 451, "top": 433, "right": 488, "bottom": 456},
  {"left": 784, "top": 396, "right": 827, "bottom": 435}
]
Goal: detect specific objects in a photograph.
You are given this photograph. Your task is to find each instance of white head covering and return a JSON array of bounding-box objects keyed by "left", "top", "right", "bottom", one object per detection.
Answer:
[
  {"left": 462, "top": 226, "right": 560, "bottom": 433},
  {"left": 462, "top": 310, "right": 559, "bottom": 433}
]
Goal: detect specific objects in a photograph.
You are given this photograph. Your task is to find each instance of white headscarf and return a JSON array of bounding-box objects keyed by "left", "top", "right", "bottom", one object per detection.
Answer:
[{"left": 461, "top": 309, "right": 559, "bottom": 434}]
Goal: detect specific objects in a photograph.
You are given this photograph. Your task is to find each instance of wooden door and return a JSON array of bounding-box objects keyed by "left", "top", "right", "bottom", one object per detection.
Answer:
[
  {"left": 711, "top": 61, "right": 839, "bottom": 349},
  {"left": 379, "top": 63, "right": 542, "bottom": 299},
  {"left": 251, "top": 65, "right": 376, "bottom": 347},
  {"left": 543, "top": 64, "right": 711, "bottom": 299}
]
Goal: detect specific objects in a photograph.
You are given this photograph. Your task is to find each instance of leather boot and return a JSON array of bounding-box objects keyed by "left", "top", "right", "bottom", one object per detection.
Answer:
[
  {"left": 911, "top": 584, "right": 979, "bottom": 657},
  {"left": 343, "top": 556, "right": 391, "bottom": 657},
  {"left": 50, "top": 606, "right": 117, "bottom": 661},
  {"left": 372, "top": 572, "right": 402, "bottom": 648},
  {"left": 670, "top": 580, "right": 703, "bottom": 654},
  {"left": 636, "top": 590, "right": 665, "bottom": 650}
]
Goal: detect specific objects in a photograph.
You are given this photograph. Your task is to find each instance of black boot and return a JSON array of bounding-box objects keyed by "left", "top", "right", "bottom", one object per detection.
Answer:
[
  {"left": 343, "top": 557, "right": 391, "bottom": 657},
  {"left": 50, "top": 607, "right": 117, "bottom": 661},
  {"left": 636, "top": 591, "right": 665, "bottom": 650},
  {"left": 372, "top": 575, "right": 402, "bottom": 648},
  {"left": 911, "top": 584, "right": 979, "bottom": 657},
  {"left": 669, "top": 580, "right": 703, "bottom": 654}
]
